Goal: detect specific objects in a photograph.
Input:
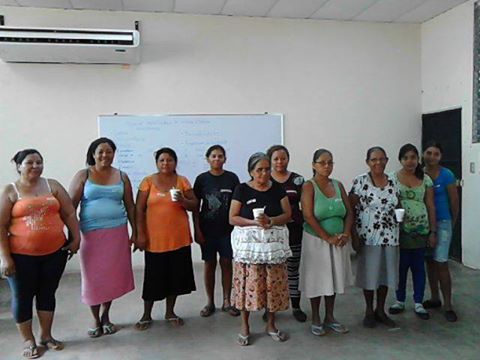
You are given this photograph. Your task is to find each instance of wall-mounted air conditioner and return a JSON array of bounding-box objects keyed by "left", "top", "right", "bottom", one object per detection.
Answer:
[{"left": 0, "top": 26, "right": 140, "bottom": 64}]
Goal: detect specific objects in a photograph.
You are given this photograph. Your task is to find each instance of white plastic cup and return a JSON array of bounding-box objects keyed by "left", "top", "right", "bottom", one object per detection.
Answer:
[
  {"left": 170, "top": 188, "right": 181, "bottom": 202},
  {"left": 395, "top": 208, "right": 405, "bottom": 223},
  {"left": 252, "top": 208, "right": 265, "bottom": 219}
]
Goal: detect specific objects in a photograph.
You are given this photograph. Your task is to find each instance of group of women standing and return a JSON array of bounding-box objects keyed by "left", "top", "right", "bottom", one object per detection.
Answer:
[{"left": 0, "top": 139, "right": 459, "bottom": 358}]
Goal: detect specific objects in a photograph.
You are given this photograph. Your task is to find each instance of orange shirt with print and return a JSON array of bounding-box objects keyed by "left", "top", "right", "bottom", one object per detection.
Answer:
[
  {"left": 9, "top": 195, "right": 66, "bottom": 256},
  {"left": 139, "top": 175, "right": 192, "bottom": 253}
]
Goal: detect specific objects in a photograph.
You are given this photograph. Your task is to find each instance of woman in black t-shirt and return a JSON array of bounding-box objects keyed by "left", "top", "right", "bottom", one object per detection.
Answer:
[
  {"left": 267, "top": 145, "right": 306, "bottom": 323},
  {"left": 193, "top": 145, "right": 240, "bottom": 318},
  {"left": 229, "top": 152, "right": 292, "bottom": 346}
]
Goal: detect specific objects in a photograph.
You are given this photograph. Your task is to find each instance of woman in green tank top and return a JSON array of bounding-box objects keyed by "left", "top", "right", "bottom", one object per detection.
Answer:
[
  {"left": 299, "top": 149, "right": 353, "bottom": 336},
  {"left": 302, "top": 179, "right": 347, "bottom": 237}
]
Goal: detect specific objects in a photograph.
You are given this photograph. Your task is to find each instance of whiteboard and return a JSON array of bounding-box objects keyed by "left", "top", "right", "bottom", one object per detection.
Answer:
[{"left": 98, "top": 114, "right": 283, "bottom": 189}]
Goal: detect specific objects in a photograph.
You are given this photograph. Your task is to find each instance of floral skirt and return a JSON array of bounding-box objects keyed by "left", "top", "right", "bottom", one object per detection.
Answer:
[{"left": 232, "top": 261, "right": 289, "bottom": 312}]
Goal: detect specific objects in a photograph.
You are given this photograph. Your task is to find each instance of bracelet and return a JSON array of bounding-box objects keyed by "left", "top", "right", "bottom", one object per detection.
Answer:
[{"left": 268, "top": 218, "right": 274, "bottom": 226}]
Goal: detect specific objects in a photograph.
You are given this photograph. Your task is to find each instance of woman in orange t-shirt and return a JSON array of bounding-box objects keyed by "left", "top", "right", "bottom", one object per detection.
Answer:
[
  {"left": 134, "top": 147, "right": 198, "bottom": 330},
  {"left": 0, "top": 149, "right": 80, "bottom": 359}
]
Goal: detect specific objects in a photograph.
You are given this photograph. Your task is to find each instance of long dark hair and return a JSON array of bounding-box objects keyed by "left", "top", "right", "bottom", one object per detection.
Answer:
[
  {"left": 398, "top": 143, "right": 424, "bottom": 180},
  {"left": 86, "top": 137, "right": 117, "bottom": 166}
]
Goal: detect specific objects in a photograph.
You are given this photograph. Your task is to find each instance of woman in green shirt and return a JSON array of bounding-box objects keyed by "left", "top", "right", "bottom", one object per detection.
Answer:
[
  {"left": 388, "top": 144, "right": 436, "bottom": 320},
  {"left": 299, "top": 148, "right": 353, "bottom": 336}
]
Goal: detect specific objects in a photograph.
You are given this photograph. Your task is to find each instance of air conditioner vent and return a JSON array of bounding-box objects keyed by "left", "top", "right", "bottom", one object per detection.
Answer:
[
  {"left": 0, "top": 28, "right": 135, "bottom": 45},
  {"left": 0, "top": 26, "right": 140, "bottom": 64}
]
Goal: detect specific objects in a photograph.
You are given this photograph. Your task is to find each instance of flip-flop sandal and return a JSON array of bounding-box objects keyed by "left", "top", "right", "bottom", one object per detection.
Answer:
[
  {"left": 266, "top": 330, "right": 288, "bottom": 342},
  {"left": 165, "top": 316, "right": 184, "bottom": 326},
  {"left": 200, "top": 305, "right": 216, "bottom": 317},
  {"left": 134, "top": 319, "right": 152, "bottom": 331},
  {"left": 102, "top": 323, "right": 117, "bottom": 335},
  {"left": 87, "top": 326, "right": 103, "bottom": 338},
  {"left": 222, "top": 305, "right": 240, "bottom": 317},
  {"left": 40, "top": 338, "right": 64, "bottom": 351},
  {"left": 311, "top": 324, "right": 326, "bottom": 336},
  {"left": 237, "top": 333, "right": 250, "bottom": 346},
  {"left": 325, "top": 322, "right": 349, "bottom": 334},
  {"left": 22, "top": 344, "right": 39, "bottom": 359}
]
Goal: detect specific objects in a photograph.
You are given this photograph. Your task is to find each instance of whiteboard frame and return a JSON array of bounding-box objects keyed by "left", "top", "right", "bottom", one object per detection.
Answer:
[{"left": 97, "top": 113, "right": 284, "bottom": 145}]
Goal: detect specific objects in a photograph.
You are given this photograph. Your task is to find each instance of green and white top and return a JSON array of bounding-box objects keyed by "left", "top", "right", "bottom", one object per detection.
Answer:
[{"left": 393, "top": 171, "right": 433, "bottom": 249}]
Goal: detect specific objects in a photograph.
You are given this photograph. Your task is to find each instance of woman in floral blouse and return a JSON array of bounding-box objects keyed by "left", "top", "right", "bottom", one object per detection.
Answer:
[{"left": 350, "top": 146, "right": 400, "bottom": 329}]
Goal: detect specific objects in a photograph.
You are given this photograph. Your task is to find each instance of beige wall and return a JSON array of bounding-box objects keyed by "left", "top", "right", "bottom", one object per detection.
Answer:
[
  {"left": 421, "top": 0, "right": 478, "bottom": 269},
  {"left": 0, "top": 6, "right": 421, "bottom": 270}
]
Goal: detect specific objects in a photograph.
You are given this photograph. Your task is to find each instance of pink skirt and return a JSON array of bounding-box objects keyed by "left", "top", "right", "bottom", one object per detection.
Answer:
[{"left": 80, "top": 224, "right": 134, "bottom": 306}]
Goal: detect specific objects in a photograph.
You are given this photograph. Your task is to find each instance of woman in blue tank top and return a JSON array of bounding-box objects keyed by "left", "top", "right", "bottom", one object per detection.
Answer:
[
  {"left": 422, "top": 141, "right": 459, "bottom": 322},
  {"left": 69, "top": 138, "right": 136, "bottom": 338}
]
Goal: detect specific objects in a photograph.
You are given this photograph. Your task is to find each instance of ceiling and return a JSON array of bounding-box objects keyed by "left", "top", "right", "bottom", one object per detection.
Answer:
[{"left": 0, "top": 0, "right": 470, "bottom": 23}]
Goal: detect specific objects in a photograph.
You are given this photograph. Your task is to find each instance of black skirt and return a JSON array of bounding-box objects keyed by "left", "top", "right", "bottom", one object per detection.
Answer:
[{"left": 142, "top": 245, "right": 196, "bottom": 301}]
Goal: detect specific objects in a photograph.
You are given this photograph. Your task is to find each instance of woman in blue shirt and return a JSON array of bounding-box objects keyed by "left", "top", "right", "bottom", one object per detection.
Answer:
[
  {"left": 69, "top": 138, "right": 136, "bottom": 337},
  {"left": 422, "top": 142, "right": 459, "bottom": 322}
]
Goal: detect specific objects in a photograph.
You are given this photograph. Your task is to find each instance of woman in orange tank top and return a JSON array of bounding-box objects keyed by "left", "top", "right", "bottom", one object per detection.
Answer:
[
  {"left": 0, "top": 149, "right": 80, "bottom": 359},
  {"left": 134, "top": 147, "right": 198, "bottom": 330}
]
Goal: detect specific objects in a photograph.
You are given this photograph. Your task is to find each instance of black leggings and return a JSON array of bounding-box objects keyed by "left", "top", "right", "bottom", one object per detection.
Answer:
[{"left": 7, "top": 249, "right": 67, "bottom": 323}]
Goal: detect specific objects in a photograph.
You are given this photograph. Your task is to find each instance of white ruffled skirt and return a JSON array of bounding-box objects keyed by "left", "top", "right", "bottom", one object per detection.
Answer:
[{"left": 231, "top": 225, "right": 292, "bottom": 264}]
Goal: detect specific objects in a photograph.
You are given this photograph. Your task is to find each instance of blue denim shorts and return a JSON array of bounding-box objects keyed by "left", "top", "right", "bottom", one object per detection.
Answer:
[{"left": 426, "top": 220, "right": 452, "bottom": 263}]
